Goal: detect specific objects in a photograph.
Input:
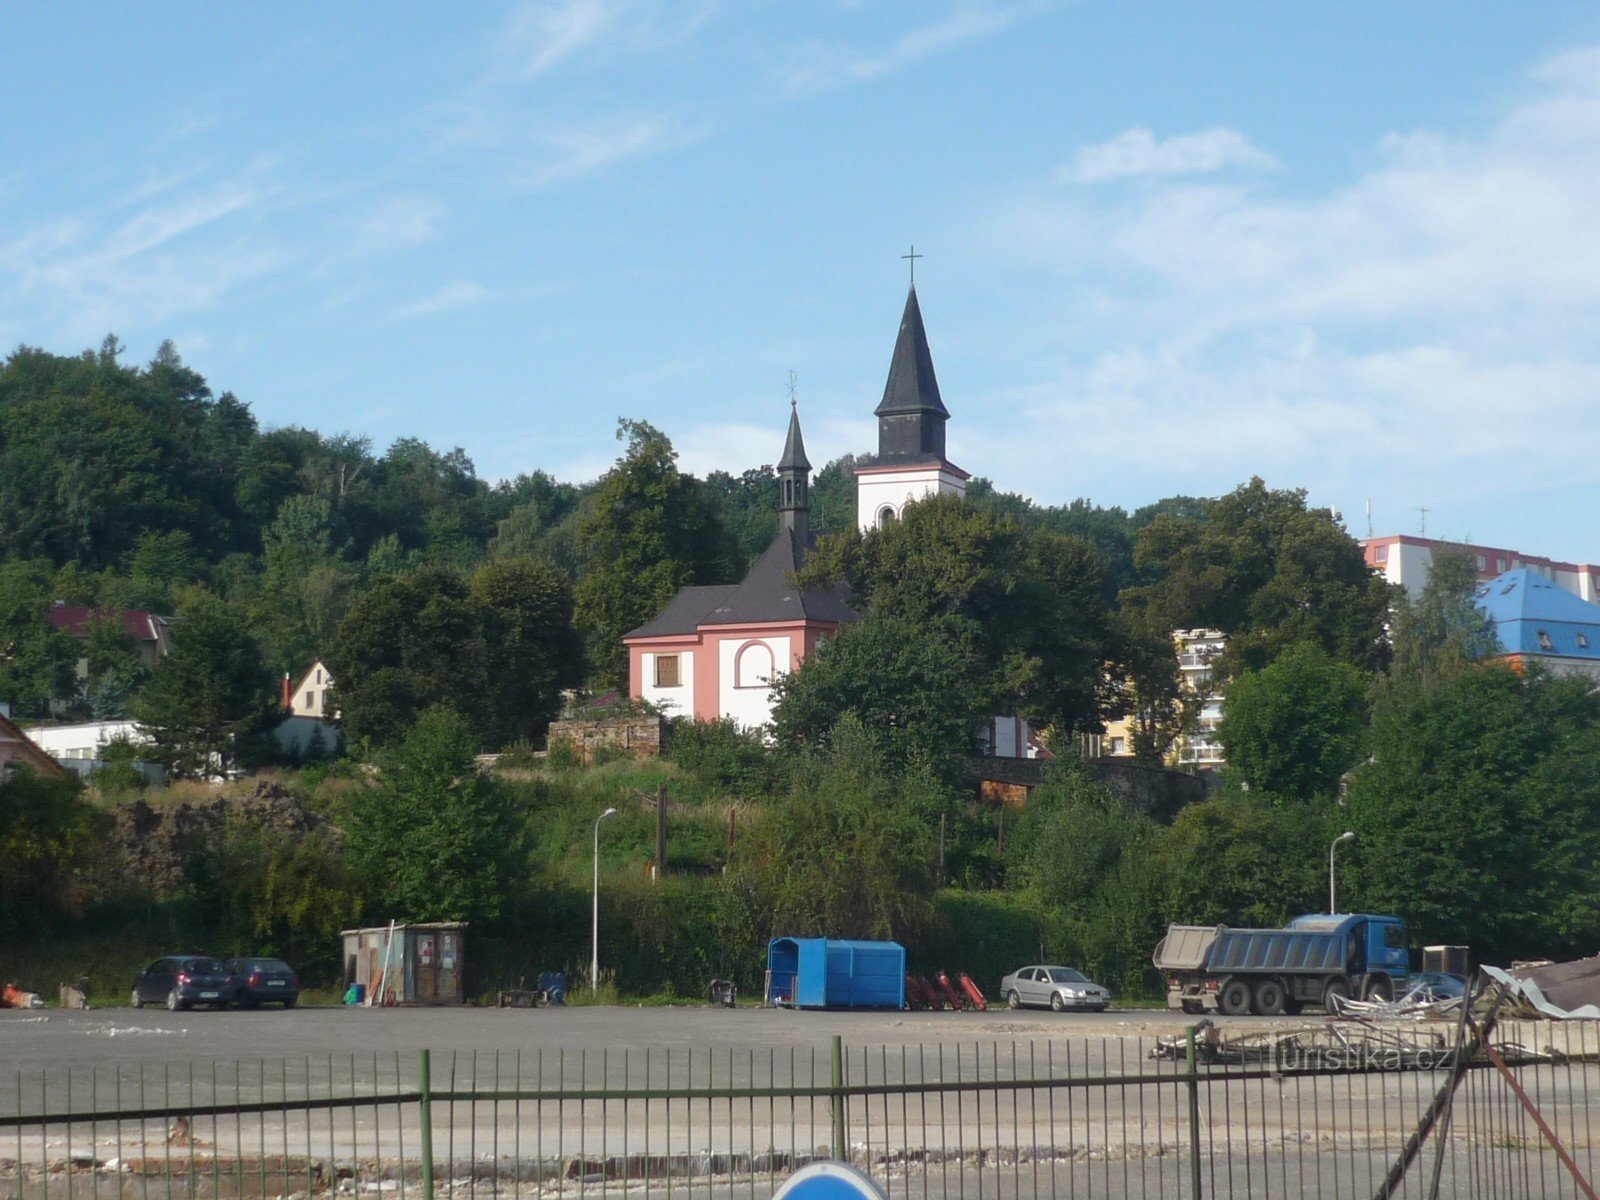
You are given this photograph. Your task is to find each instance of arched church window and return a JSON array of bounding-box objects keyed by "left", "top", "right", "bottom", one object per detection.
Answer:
[
  {"left": 783, "top": 480, "right": 793, "bottom": 506},
  {"left": 734, "top": 641, "right": 775, "bottom": 689},
  {"left": 877, "top": 505, "right": 898, "bottom": 529}
]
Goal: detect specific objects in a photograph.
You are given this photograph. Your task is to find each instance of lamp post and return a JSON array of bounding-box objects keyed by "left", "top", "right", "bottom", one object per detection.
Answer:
[
  {"left": 591, "top": 807, "right": 618, "bottom": 992},
  {"left": 1329, "top": 831, "right": 1356, "bottom": 914}
]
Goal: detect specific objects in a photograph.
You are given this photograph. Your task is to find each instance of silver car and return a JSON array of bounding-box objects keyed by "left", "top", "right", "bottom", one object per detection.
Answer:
[{"left": 1000, "top": 965, "right": 1111, "bottom": 1012}]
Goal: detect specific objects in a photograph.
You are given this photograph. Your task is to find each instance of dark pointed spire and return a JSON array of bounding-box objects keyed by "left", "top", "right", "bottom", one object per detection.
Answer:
[
  {"left": 779, "top": 396, "right": 810, "bottom": 472},
  {"left": 875, "top": 285, "right": 949, "bottom": 461},
  {"left": 777, "top": 394, "right": 810, "bottom": 542}
]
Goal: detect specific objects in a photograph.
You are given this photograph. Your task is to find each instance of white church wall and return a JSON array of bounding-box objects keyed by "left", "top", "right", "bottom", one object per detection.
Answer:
[
  {"left": 639, "top": 649, "right": 695, "bottom": 716},
  {"left": 718, "top": 635, "right": 790, "bottom": 730},
  {"left": 856, "top": 465, "right": 968, "bottom": 532}
]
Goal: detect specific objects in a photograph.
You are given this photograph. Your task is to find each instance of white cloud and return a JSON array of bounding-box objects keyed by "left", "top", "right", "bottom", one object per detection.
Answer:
[
  {"left": 497, "top": 0, "right": 628, "bottom": 81},
  {"left": 781, "top": 5, "right": 1025, "bottom": 95},
  {"left": 381, "top": 282, "right": 488, "bottom": 324},
  {"left": 1064, "top": 127, "right": 1280, "bottom": 183},
  {"left": 518, "top": 113, "right": 707, "bottom": 187},
  {"left": 973, "top": 42, "right": 1600, "bottom": 546}
]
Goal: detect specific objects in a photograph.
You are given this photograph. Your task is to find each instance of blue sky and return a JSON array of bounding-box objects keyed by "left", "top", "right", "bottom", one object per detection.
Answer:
[{"left": 6, "top": 3, "right": 1600, "bottom": 561}]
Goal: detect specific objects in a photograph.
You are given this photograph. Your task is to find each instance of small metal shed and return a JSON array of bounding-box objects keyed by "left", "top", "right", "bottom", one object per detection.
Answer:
[
  {"left": 341, "top": 923, "right": 467, "bottom": 1005},
  {"left": 765, "top": 938, "right": 905, "bottom": 1010}
]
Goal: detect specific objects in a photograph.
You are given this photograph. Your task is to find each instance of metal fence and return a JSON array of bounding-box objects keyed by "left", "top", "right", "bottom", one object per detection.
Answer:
[{"left": 4, "top": 1021, "right": 1600, "bottom": 1199}]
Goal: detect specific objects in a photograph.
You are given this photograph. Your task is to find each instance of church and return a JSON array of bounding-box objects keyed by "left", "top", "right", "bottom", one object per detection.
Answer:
[{"left": 625, "top": 281, "right": 1032, "bottom": 755}]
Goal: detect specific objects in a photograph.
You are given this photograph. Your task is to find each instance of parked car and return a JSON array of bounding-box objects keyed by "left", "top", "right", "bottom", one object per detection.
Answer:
[
  {"left": 223, "top": 957, "right": 301, "bottom": 1008},
  {"left": 1000, "top": 965, "right": 1112, "bottom": 1012},
  {"left": 131, "top": 956, "right": 231, "bottom": 1011},
  {"left": 1405, "top": 972, "right": 1467, "bottom": 1002}
]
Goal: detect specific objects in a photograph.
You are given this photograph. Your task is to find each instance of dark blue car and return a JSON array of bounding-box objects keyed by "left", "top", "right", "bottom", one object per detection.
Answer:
[
  {"left": 1407, "top": 972, "right": 1467, "bottom": 1002},
  {"left": 131, "top": 956, "right": 231, "bottom": 1011},
  {"left": 223, "top": 957, "right": 301, "bottom": 1008}
]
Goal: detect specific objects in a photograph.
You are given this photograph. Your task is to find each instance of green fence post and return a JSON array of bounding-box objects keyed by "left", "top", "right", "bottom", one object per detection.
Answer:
[
  {"left": 419, "top": 1049, "right": 435, "bottom": 1200},
  {"left": 830, "top": 1034, "right": 847, "bottom": 1161},
  {"left": 1185, "top": 1025, "right": 1203, "bottom": 1199}
]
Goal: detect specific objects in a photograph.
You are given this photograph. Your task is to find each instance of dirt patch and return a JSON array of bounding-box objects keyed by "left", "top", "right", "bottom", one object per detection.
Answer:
[{"left": 110, "top": 779, "right": 328, "bottom": 894}]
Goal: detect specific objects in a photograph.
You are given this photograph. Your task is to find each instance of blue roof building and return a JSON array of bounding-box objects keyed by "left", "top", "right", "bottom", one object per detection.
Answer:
[{"left": 1475, "top": 568, "right": 1600, "bottom": 681}]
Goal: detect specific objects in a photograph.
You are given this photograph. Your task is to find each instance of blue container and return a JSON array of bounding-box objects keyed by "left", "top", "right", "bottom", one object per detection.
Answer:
[{"left": 765, "top": 938, "right": 906, "bottom": 1010}]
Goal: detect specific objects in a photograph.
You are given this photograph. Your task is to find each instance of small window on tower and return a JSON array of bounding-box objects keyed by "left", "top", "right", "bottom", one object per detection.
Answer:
[
  {"left": 1577, "top": 632, "right": 1591, "bottom": 650},
  {"left": 1537, "top": 630, "right": 1554, "bottom": 651},
  {"left": 654, "top": 655, "right": 681, "bottom": 688},
  {"left": 783, "top": 480, "right": 793, "bottom": 506},
  {"left": 877, "top": 505, "right": 897, "bottom": 528}
]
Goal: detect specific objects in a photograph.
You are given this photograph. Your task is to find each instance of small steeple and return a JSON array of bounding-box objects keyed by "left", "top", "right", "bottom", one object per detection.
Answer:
[
  {"left": 777, "top": 382, "right": 810, "bottom": 542},
  {"left": 875, "top": 284, "right": 948, "bottom": 462}
]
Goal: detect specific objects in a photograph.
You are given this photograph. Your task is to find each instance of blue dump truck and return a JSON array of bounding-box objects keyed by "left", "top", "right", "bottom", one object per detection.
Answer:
[{"left": 1153, "top": 913, "right": 1410, "bottom": 1016}]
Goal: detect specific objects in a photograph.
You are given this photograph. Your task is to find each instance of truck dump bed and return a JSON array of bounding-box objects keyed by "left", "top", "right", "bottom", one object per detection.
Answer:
[
  {"left": 1207, "top": 928, "right": 1347, "bottom": 974},
  {"left": 1153, "top": 925, "right": 1221, "bottom": 971}
]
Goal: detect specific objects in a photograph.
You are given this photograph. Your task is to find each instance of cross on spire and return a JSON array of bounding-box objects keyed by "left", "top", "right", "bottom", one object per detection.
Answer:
[
  {"left": 787, "top": 369, "right": 798, "bottom": 408},
  {"left": 902, "top": 244, "right": 923, "bottom": 286}
]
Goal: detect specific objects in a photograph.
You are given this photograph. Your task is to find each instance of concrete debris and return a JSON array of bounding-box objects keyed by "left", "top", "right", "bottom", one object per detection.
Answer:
[{"left": 1483, "top": 961, "right": 1600, "bottom": 1020}]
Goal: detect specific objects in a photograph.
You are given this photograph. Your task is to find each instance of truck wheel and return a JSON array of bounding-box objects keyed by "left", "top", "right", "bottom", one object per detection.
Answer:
[
  {"left": 1363, "top": 976, "right": 1394, "bottom": 1002},
  {"left": 1251, "top": 979, "right": 1287, "bottom": 1017},
  {"left": 1217, "top": 979, "right": 1252, "bottom": 1017},
  {"left": 1322, "top": 979, "right": 1352, "bottom": 1014}
]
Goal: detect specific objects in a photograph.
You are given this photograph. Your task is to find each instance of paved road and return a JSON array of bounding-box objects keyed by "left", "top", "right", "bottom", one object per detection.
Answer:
[{"left": 4, "top": 1007, "right": 1596, "bottom": 1199}]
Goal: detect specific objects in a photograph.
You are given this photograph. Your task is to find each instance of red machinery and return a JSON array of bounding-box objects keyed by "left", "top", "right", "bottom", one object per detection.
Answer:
[
  {"left": 957, "top": 973, "right": 988, "bottom": 1012},
  {"left": 936, "top": 972, "right": 969, "bottom": 1011}
]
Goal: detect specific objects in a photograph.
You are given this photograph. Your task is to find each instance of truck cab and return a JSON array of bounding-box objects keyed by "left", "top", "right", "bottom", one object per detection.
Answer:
[{"left": 1288, "top": 913, "right": 1410, "bottom": 981}]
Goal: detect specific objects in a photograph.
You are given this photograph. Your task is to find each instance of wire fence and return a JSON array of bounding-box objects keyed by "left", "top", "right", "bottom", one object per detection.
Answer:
[{"left": 4, "top": 1021, "right": 1600, "bottom": 1199}]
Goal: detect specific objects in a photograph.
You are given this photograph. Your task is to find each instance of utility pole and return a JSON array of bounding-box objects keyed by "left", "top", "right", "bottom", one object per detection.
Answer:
[{"left": 655, "top": 784, "right": 667, "bottom": 882}]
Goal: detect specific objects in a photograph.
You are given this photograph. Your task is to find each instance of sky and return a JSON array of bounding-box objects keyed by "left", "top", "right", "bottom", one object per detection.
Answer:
[{"left": 5, "top": 2, "right": 1600, "bottom": 562}]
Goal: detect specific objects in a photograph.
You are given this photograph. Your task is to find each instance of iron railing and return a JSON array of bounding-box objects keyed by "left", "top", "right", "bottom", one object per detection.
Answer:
[{"left": 4, "top": 1022, "right": 1600, "bottom": 1198}]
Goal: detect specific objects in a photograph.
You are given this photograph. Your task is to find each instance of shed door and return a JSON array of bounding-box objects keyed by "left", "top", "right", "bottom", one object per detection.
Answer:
[
  {"left": 416, "top": 933, "right": 438, "bottom": 1001},
  {"left": 438, "top": 932, "right": 459, "bottom": 1001}
]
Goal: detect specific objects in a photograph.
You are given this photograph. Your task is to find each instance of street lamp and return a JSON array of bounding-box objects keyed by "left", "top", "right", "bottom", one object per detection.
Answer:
[
  {"left": 1329, "top": 831, "right": 1356, "bottom": 914},
  {"left": 591, "top": 807, "right": 618, "bottom": 992}
]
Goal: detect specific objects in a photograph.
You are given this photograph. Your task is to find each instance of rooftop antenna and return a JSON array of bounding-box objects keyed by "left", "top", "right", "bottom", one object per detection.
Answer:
[
  {"left": 1415, "top": 505, "right": 1430, "bottom": 537},
  {"left": 902, "top": 244, "right": 922, "bottom": 286}
]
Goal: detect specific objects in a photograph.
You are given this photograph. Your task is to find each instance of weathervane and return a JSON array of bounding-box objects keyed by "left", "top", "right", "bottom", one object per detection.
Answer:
[
  {"left": 902, "top": 244, "right": 922, "bottom": 286},
  {"left": 787, "top": 369, "right": 798, "bottom": 408}
]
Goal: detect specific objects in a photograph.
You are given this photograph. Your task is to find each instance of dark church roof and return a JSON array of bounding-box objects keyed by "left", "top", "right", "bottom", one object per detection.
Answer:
[
  {"left": 623, "top": 584, "right": 737, "bottom": 639},
  {"left": 703, "top": 528, "right": 857, "bottom": 627},
  {"left": 874, "top": 286, "right": 948, "bottom": 420},
  {"left": 622, "top": 531, "right": 857, "bottom": 640}
]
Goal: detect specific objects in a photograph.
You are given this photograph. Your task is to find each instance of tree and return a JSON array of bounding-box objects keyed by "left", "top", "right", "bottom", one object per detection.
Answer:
[
  {"left": 131, "top": 591, "right": 274, "bottom": 777},
  {"left": 1218, "top": 641, "right": 1368, "bottom": 799},
  {"left": 469, "top": 557, "right": 584, "bottom": 745},
  {"left": 342, "top": 706, "right": 518, "bottom": 922},
  {"left": 0, "top": 768, "right": 105, "bottom": 937},
  {"left": 0, "top": 559, "right": 78, "bottom": 718},
  {"left": 1343, "top": 664, "right": 1600, "bottom": 962},
  {"left": 731, "top": 716, "right": 939, "bottom": 940},
  {"left": 798, "top": 493, "right": 1116, "bottom": 733},
  {"left": 1387, "top": 545, "right": 1498, "bottom": 682},
  {"left": 574, "top": 420, "right": 734, "bottom": 688},
  {"left": 328, "top": 567, "right": 494, "bottom": 747},
  {"left": 1124, "top": 478, "right": 1391, "bottom": 676},
  {"left": 770, "top": 614, "right": 988, "bottom": 781},
  {"left": 1005, "top": 764, "right": 1162, "bottom": 992}
]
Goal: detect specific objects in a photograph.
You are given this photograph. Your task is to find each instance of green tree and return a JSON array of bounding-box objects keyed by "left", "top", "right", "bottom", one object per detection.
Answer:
[
  {"left": 0, "top": 768, "right": 106, "bottom": 937},
  {"left": 574, "top": 420, "right": 734, "bottom": 688},
  {"left": 0, "top": 560, "right": 78, "bottom": 718},
  {"left": 328, "top": 567, "right": 494, "bottom": 748},
  {"left": 342, "top": 705, "right": 517, "bottom": 922},
  {"left": 1125, "top": 478, "right": 1391, "bottom": 676},
  {"left": 131, "top": 591, "right": 274, "bottom": 776},
  {"left": 799, "top": 493, "right": 1115, "bottom": 733},
  {"left": 1218, "top": 641, "right": 1368, "bottom": 799},
  {"left": 469, "top": 557, "right": 584, "bottom": 744},
  {"left": 1387, "top": 545, "right": 1498, "bottom": 682},
  {"left": 770, "top": 614, "right": 988, "bottom": 781},
  {"left": 731, "top": 716, "right": 938, "bottom": 940},
  {"left": 1344, "top": 664, "right": 1600, "bottom": 961}
]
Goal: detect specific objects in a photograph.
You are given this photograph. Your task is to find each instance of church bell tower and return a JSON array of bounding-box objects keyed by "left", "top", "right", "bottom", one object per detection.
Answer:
[{"left": 855, "top": 273, "right": 968, "bottom": 532}]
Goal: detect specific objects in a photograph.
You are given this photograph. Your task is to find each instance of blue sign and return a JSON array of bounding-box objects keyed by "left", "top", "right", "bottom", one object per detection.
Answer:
[{"left": 772, "top": 1162, "right": 887, "bottom": 1200}]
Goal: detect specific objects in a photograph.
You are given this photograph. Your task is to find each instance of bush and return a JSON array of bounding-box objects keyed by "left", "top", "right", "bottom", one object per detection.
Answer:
[{"left": 664, "top": 717, "right": 777, "bottom": 798}]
